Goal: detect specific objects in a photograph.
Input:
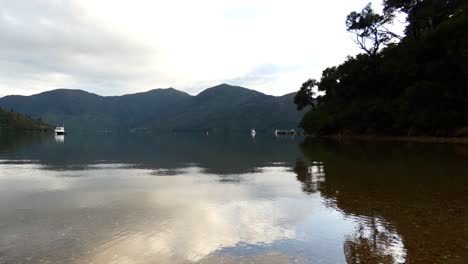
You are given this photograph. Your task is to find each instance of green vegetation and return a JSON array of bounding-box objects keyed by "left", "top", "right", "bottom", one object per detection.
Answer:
[
  {"left": 295, "top": 0, "right": 468, "bottom": 137},
  {"left": 0, "top": 84, "right": 301, "bottom": 132},
  {"left": 0, "top": 107, "right": 50, "bottom": 132}
]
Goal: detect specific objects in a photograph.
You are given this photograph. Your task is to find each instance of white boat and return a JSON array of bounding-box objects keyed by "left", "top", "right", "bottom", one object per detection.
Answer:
[
  {"left": 54, "top": 126, "right": 66, "bottom": 135},
  {"left": 251, "top": 129, "right": 256, "bottom": 136},
  {"left": 274, "top": 129, "right": 296, "bottom": 136}
]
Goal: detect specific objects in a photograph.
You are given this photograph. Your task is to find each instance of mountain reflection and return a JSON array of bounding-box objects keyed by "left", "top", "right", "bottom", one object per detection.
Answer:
[
  {"left": 1, "top": 134, "right": 467, "bottom": 263},
  {"left": 0, "top": 133, "right": 303, "bottom": 174}
]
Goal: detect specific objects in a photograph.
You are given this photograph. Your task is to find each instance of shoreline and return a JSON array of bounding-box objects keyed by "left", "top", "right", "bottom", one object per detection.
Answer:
[{"left": 306, "top": 134, "right": 468, "bottom": 144}]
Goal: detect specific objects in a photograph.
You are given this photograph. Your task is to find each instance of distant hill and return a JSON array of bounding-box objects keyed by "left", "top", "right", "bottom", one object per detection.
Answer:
[
  {"left": 0, "top": 107, "right": 50, "bottom": 131},
  {"left": 0, "top": 84, "right": 302, "bottom": 132}
]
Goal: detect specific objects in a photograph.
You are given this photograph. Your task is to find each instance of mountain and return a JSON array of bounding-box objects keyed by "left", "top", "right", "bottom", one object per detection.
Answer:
[
  {"left": 0, "top": 107, "right": 50, "bottom": 132},
  {"left": 109, "top": 88, "right": 192, "bottom": 128},
  {"left": 0, "top": 88, "right": 190, "bottom": 132},
  {"left": 0, "top": 84, "right": 302, "bottom": 132}
]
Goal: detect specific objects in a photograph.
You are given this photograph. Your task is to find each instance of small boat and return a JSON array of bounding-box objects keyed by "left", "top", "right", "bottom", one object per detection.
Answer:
[
  {"left": 274, "top": 129, "right": 296, "bottom": 136},
  {"left": 251, "top": 129, "right": 256, "bottom": 136},
  {"left": 54, "top": 125, "right": 66, "bottom": 135}
]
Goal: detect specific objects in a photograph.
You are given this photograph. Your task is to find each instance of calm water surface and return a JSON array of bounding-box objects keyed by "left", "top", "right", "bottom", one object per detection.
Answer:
[{"left": 0, "top": 133, "right": 467, "bottom": 263}]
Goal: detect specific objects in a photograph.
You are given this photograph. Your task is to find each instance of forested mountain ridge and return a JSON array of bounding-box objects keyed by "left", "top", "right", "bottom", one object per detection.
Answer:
[
  {"left": 295, "top": 0, "right": 468, "bottom": 137},
  {"left": 0, "top": 107, "right": 50, "bottom": 132},
  {"left": 0, "top": 84, "right": 301, "bottom": 132},
  {"left": 140, "top": 84, "right": 301, "bottom": 131}
]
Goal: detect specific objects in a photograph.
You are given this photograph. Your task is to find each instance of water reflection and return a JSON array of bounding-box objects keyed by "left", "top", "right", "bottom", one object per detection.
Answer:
[
  {"left": 0, "top": 131, "right": 48, "bottom": 152},
  {"left": 0, "top": 165, "right": 343, "bottom": 263},
  {"left": 298, "top": 140, "right": 468, "bottom": 263},
  {"left": 293, "top": 160, "right": 325, "bottom": 194},
  {"left": 54, "top": 134, "right": 65, "bottom": 143},
  {"left": 0, "top": 133, "right": 303, "bottom": 174},
  {"left": 0, "top": 134, "right": 467, "bottom": 263},
  {"left": 344, "top": 219, "right": 405, "bottom": 264},
  {"left": 292, "top": 157, "right": 406, "bottom": 263}
]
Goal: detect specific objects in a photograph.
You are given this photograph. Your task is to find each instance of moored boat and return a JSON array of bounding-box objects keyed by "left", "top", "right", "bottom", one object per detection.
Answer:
[
  {"left": 251, "top": 129, "right": 256, "bottom": 136},
  {"left": 274, "top": 129, "right": 295, "bottom": 136},
  {"left": 54, "top": 126, "right": 66, "bottom": 135}
]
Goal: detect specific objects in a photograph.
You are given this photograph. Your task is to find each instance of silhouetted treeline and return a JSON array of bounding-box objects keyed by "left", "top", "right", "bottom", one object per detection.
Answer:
[
  {"left": 0, "top": 107, "right": 50, "bottom": 132},
  {"left": 296, "top": 0, "right": 468, "bottom": 136}
]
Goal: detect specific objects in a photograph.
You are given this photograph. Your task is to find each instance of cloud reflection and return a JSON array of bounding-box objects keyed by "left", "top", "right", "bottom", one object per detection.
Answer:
[{"left": 0, "top": 163, "right": 407, "bottom": 263}]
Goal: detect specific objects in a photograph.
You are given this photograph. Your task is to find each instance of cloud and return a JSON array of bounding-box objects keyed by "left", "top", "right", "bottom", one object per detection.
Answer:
[
  {"left": 0, "top": 0, "right": 402, "bottom": 97},
  {"left": 0, "top": 0, "right": 158, "bottom": 96}
]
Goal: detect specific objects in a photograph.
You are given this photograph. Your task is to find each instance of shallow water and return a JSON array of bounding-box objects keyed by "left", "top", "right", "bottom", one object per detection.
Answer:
[{"left": 0, "top": 133, "right": 467, "bottom": 263}]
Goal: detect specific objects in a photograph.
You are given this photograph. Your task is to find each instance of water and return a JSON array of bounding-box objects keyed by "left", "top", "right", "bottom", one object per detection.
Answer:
[{"left": 0, "top": 133, "right": 467, "bottom": 263}]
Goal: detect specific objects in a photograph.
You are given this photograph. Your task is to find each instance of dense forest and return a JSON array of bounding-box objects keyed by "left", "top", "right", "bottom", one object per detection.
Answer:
[
  {"left": 295, "top": 0, "right": 468, "bottom": 137},
  {"left": 0, "top": 107, "right": 50, "bottom": 132}
]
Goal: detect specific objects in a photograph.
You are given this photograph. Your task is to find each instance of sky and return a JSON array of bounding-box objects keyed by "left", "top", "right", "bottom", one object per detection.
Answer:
[{"left": 0, "top": 0, "right": 405, "bottom": 97}]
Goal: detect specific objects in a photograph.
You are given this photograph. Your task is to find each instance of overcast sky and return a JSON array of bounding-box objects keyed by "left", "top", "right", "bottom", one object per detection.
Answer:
[{"left": 0, "top": 0, "right": 404, "bottom": 97}]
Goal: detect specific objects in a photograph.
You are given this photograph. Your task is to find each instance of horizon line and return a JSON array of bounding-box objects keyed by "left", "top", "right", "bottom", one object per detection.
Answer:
[{"left": 1, "top": 83, "right": 297, "bottom": 98}]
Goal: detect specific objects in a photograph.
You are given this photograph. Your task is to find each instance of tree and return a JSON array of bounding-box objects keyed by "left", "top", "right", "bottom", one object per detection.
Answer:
[
  {"left": 294, "top": 79, "right": 320, "bottom": 110},
  {"left": 296, "top": 1, "right": 468, "bottom": 136},
  {"left": 383, "top": 0, "right": 468, "bottom": 36},
  {"left": 383, "top": 0, "right": 418, "bottom": 15},
  {"left": 346, "top": 3, "right": 400, "bottom": 57}
]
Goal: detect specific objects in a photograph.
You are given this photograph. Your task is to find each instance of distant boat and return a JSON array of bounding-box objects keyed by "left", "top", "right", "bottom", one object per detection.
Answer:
[
  {"left": 251, "top": 129, "right": 256, "bottom": 136},
  {"left": 274, "top": 129, "right": 295, "bottom": 136},
  {"left": 54, "top": 125, "right": 66, "bottom": 135}
]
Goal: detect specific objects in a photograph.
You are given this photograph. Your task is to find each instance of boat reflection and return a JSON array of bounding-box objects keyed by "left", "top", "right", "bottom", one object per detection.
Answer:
[{"left": 54, "top": 134, "right": 65, "bottom": 143}]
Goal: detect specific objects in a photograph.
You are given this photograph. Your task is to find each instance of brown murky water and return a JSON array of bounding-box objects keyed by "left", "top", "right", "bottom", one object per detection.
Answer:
[{"left": 0, "top": 133, "right": 467, "bottom": 263}]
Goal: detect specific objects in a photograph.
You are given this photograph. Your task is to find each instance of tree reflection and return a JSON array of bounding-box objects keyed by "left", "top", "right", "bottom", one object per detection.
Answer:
[
  {"left": 0, "top": 131, "right": 48, "bottom": 153},
  {"left": 292, "top": 151, "right": 406, "bottom": 263},
  {"left": 296, "top": 140, "right": 407, "bottom": 263},
  {"left": 293, "top": 159, "right": 325, "bottom": 194},
  {"left": 344, "top": 220, "right": 404, "bottom": 264},
  {"left": 296, "top": 139, "right": 468, "bottom": 263}
]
